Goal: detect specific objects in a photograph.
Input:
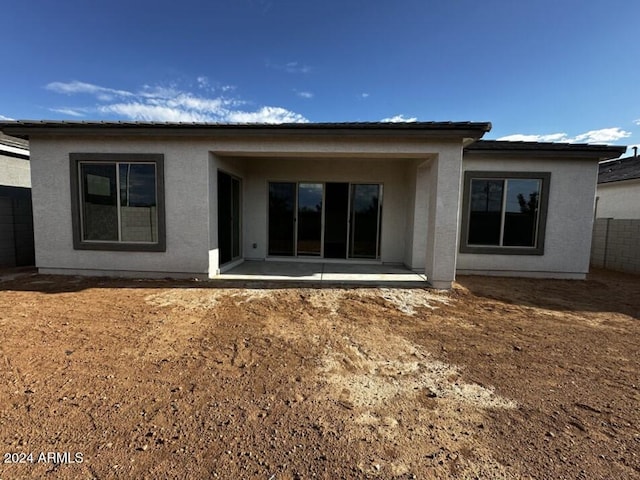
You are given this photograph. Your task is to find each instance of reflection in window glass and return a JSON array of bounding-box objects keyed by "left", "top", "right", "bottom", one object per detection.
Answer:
[
  {"left": 468, "top": 179, "right": 503, "bottom": 245},
  {"left": 81, "top": 164, "right": 118, "bottom": 241},
  {"left": 119, "top": 163, "right": 157, "bottom": 242},
  {"left": 268, "top": 183, "right": 296, "bottom": 256},
  {"left": 80, "top": 162, "right": 158, "bottom": 243},
  {"left": 467, "top": 177, "right": 542, "bottom": 248},
  {"left": 503, "top": 179, "right": 540, "bottom": 247},
  {"left": 350, "top": 184, "right": 380, "bottom": 258},
  {"left": 297, "top": 183, "right": 323, "bottom": 256}
]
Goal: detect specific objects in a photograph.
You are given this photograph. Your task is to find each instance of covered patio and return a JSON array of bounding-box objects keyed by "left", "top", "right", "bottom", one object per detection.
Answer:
[{"left": 216, "top": 260, "right": 429, "bottom": 287}]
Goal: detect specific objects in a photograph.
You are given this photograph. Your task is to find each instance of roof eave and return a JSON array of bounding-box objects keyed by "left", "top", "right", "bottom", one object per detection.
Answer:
[
  {"left": 465, "top": 140, "right": 626, "bottom": 161},
  {"left": 598, "top": 176, "right": 640, "bottom": 185},
  {"left": 0, "top": 121, "right": 492, "bottom": 141}
]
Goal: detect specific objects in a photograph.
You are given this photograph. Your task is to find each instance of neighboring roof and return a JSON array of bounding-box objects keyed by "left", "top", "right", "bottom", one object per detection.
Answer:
[
  {"left": 598, "top": 155, "right": 640, "bottom": 184},
  {"left": 0, "top": 120, "right": 492, "bottom": 140},
  {"left": 465, "top": 140, "right": 626, "bottom": 161},
  {"left": 0, "top": 132, "right": 29, "bottom": 159}
]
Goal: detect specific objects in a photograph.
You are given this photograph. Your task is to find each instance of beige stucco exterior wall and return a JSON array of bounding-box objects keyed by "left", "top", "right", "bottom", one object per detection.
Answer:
[
  {"left": 30, "top": 134, "right": 465, "bottom": 283},
  {"left": 456, "top": 155, "right": 599, "bottom": 279},
  {"left": 27, "top": 133, "right": 601, "bottom": 284},
  {"left": 0, "top": 153, "right": 31, "bottom": 188},
  {"left": 30, "top": 136, "right": 211, "bottom": 277},
  {"left": 402, "top": 160, "right": 418, "bottom": 267},
  {"left": 595, "top": 179, "right": 640, "bottom": 219},
  {"left": 423, "top": 146, "right": 465, "bottom": 288}
]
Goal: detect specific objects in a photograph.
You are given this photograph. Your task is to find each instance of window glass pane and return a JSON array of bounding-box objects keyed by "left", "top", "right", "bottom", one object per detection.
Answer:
[
  {"left": 119, "top": 163, "right": 157, "bottom": 242},
  {"left": 297, "top": 183, "right": 323, "bottom": 256},
  {"left": 349, "top": 184, "right": 380, "bottom": 258},
  {"left": 268, "top": 183, "right": 296, "bottom": 256},
  {"left": 503, "top": 179, "right": 541, "bottom": 247},
  {"left": 217, "top": 172, "right": 232, "bottom": 264},
  {"left": 81, "top": 163, "right": 118, "bottom": 241},
  {"left": 468, "top": 179, "right": 503, "bottom": 245}
]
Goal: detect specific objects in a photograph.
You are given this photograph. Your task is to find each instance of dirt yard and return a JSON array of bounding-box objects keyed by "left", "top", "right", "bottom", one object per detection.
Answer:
[{"left": 0, "top": 270, "right": 638, "bottom": 479}]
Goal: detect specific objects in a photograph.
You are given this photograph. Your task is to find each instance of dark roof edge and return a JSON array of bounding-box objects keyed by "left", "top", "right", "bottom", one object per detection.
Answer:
[
  {"left": 0, "top": 132, "right": 30, "bottom": 159},
  {"left": 466, "top": 140, "right": 626, "bottom": 161},
  {"left": 0, "top": 120, "right": 492, "bottom": 140},
  {"left": 598, "top": 176, "right": 640, "bottom": 184},
  {"left": 597, "top": 155, "right": 640, "bottom": 183},
  {"left": 0, "top": 148, "right": 29, "bottom": 160}
]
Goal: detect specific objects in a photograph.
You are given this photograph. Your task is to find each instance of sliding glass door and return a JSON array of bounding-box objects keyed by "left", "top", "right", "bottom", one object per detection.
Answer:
[{"left": 267, "top": 181, "right": 382, "bottom": 260}]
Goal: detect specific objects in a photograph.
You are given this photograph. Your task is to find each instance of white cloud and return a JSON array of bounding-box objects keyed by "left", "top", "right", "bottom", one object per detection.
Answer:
[
  {"left": 498, "top": 127, "right": 631, "bottom": 144},
  {"left": 167, "top": 93, "right": 238, "bottom": 112},
  {"left": 381, "top": 114, "right": 418, "bottom": 123},
  {"left": 573, "top": 128, "right": 631, "bottom": 143},
  {"left": 295, "top": 90, "right": 314, "bottom": 99},
  {"left": 196, "top": 76, "right": 209, "bottom": 88},
  {"left": 46, "top": 81, "right": 133, "bottom": 102},
  {"left": 98, "top": 103, "right": 213, "bottom": 122},
  {"left": 360, "top": 93, "right": 370, "bottom": 99},
  {"left": 139, "top": 84, "right": 181, "bottom": 99},
  {"left": 46, "top": 79, "right": 308, "bottom": 124},
  {"left": 498, "top": 133, "right": 570, "bottom": 142},
  {"left": 226, "top": 106, "right": 308, "bottom": 124},
  {"left": 634, "top": 119, "right": 640, "bottom": 125},
  {"left": 284, "top": 62, "right": 311, "bottom": 74},
  {"left": 0, "top": 114, "right": 14, "bottom": 121},
  {"left": 266, "top": 60, "right": 311, "bottom": 74},
  {"left": 50, "top": 108, "right": 86, "bottom": 117}
]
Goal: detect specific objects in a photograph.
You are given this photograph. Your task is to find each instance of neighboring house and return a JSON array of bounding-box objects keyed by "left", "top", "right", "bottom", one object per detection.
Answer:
[
  {"left": 0, "top": 132, "right": 34, "bottom": 267},
  {"left": 595, "top": 152, "right": 640, "bottom": 219},
  {"left": 0, "top": 121, "right": 625, "bottom": 288},
  {"left": 591, "top": 152, "right": 640, "bottom": 273}
]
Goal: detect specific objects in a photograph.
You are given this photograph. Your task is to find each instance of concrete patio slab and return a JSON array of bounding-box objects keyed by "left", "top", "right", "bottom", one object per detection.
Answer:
[{"left": 217, "top": 260, "right": 428, "bottom": 286}]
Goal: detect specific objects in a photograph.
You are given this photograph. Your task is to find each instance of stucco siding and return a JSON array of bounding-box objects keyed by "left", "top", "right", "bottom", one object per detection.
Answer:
[
  {"left": 30, "top": 134, "right": 450, "bottom": 277},
  {"left": 30, "top": 137, "right": 211, "bottom": 277},
  {"left": 424, "top": 145, "right": 464, "bottom": 288},
  {"left": 595, "top": 179, "right": 640, "bottom": 219},
  {"left": 457, "top": 156, "right": 598, "bottom": 277},
  {"left": 402, "top": 161, "right": 418, "bottom": 267}
]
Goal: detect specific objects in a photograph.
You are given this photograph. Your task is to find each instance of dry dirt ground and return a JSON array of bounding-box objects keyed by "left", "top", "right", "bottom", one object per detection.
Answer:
[{"left": 0, "top": 269, "right": 638, "bottom": 479}]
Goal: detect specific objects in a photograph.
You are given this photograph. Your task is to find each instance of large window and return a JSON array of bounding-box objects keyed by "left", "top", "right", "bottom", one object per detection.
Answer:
[
  {"left": 460, "top": 171, "right": 550, "bottom": 255},
  {"left": 70, "top": 153, "right": 165, "bottom": 251}
]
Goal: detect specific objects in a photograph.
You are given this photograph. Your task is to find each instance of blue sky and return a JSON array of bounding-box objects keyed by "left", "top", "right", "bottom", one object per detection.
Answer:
[{"left": 1, "top": 0, "right": 639, "bottom": 152}]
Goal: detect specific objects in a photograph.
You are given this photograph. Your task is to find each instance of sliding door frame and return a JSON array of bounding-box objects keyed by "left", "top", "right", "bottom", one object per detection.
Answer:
[
  {"left": 266, "top": 180, "right": 383, "bottom": 260},
  {"left": 218, "top": 170, "right": 242, "bottom": 266}
]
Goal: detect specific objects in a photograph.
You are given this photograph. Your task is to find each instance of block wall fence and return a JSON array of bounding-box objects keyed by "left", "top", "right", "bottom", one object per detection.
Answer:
[{"left": 591, "top": 218, "right": 640, "bottom": 274}]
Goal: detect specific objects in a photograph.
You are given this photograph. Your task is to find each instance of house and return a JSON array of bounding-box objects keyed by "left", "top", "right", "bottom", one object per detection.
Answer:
[
  {"left": 0, "top": 121, "right": 625, "bottom": 288},
  {"left": 0, "top": 132, "right": 34, "bottom": 267},
  {"left": 591, "top": 151, "right": 640, "bottom": 273},
  {"left": 595, "top": 151, "right": 640, "bottom": 219}
]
